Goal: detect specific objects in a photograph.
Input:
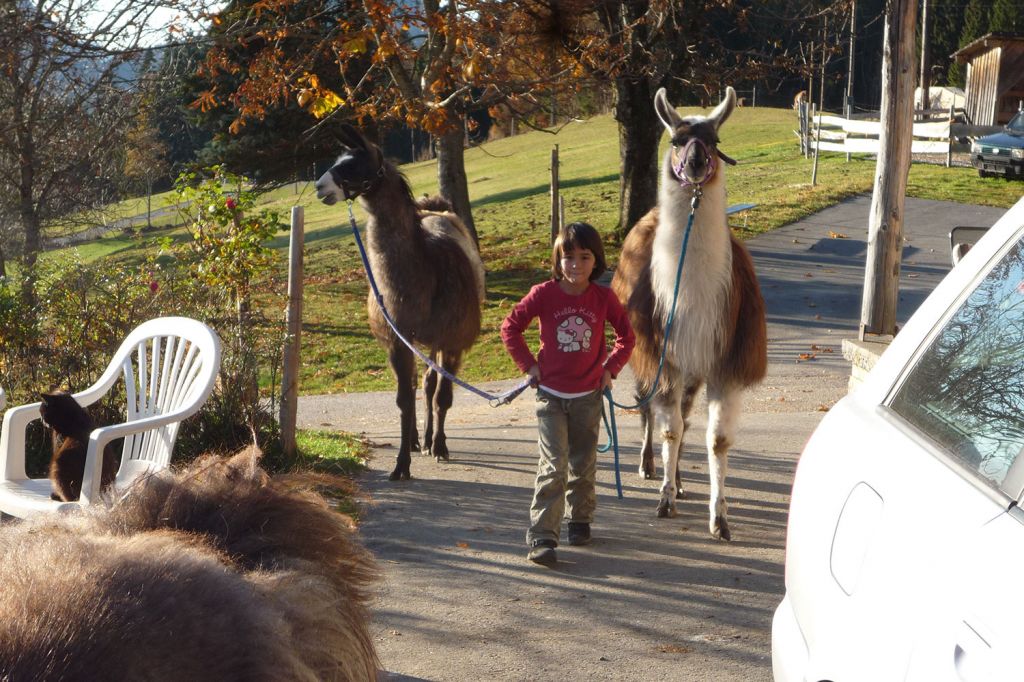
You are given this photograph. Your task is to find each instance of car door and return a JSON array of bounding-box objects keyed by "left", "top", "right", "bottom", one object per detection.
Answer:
[
  {"left": 891, "top": 232, "right": 1024, "bottom": 681},
  {"left": 784, "top": 208, "right": 1024, "bottom": 681}
]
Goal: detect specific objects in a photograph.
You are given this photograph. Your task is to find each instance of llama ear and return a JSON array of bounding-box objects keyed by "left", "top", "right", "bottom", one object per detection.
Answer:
[
  {"left": 653, "top": 88, "right": 682, "bottom": 134},
  {"left": 708, "top": 86, "right": 737, "bottom": 131},
  {"left": 337, "top": 123, "right": 364, "bottom": 151}
]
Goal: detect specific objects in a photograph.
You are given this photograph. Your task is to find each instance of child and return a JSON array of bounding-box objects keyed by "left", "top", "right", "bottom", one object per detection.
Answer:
[{"left": 501, "top": 222, "right": 635, "bottom": 566}]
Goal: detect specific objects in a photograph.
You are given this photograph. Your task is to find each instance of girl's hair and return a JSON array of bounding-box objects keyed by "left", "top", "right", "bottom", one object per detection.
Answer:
[{"left": 551, "top": 222, "right": 607, "bottom": 282}]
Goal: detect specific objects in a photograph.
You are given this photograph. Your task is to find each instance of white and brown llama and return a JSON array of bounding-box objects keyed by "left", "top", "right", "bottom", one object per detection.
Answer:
[
  {"left": 611, "top": 87, "right": 767, "bottom": 540},
  {"left": 315, "top": 124, "right": 485, "bottom": 481}
]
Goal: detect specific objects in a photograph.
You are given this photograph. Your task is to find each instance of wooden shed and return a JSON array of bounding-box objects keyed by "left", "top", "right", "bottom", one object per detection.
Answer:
[{"left": 953, "top": 33, "right": 1024, "bottom": 126}]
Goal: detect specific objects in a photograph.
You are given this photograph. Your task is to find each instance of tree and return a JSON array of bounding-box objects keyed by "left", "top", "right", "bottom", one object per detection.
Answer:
[
  {"left": 989, "top": 0, "right": 1022, "bottom": 34},
  {"left": 192, "top": 0, "right": 583, "bottom": 242},
  {"left": 0, "top": 0, "right": 175, "bottom": 299},
  {"left": 517, "top": 0, "right": 841, "bottom": 234},
  {"left": 949, "top": 0, "right": 988, "bottom": 87},
  {"left": 930, "top": 0, "right": 965, "bottom": 86},
  {"left": 124, "top": 87, "right": 170, "bottom": 229},
  {"left": 181, "top": 0, "right": 365, "bottom": 186}
]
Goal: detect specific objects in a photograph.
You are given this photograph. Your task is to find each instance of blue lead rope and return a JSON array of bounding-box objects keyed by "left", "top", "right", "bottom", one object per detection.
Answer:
[
  {"left": 346, "top": 201, "right": 531, "bottom": 407},
  {"left": 598, "top": 191, "right": 701, "bottom": 498}
]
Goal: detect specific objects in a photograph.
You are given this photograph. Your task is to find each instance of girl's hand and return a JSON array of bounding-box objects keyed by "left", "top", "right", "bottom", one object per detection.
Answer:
[
  {"left": 527, "top": 365, "right": 541, "bottom": 388},
  {"left": 600, "top": 369, "right": 613, "bottom": 392}
]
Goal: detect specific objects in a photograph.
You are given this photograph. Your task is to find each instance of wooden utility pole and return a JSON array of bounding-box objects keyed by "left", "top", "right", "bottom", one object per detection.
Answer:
[
  {"left": 919, "top": 0, "right": 932, "bottom": 113},
  {"left": 550, "top": 145, "right": 560, "bottom": 244},
  {"left": 280, "top": 206, "right": 305, "bottom": 464},
  {"left": 859, "top": 0, "right": 918, "bottom": 339}
]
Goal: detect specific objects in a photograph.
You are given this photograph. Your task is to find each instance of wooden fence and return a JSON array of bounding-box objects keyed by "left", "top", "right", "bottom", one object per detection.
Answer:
[{"left": 794, "top": 103, "right": 1002, "bottom": 167}]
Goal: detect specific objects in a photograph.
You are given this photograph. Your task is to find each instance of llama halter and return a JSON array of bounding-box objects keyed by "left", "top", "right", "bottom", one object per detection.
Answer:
[
  {"left": 670, "top": 138, "right": 738, "bottom": 188},
  {"left": 333, "top": 161, "right": 386, "bottom": 201},
  {"left": 671, "top": 137, "right": 717, "bottom": 187}
]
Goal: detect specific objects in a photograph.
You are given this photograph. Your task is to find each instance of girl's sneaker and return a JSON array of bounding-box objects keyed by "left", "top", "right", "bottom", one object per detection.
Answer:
[
  {"left": 528, "top": 539, "right": 557, "bottom": 566},
  {"left": 567, "top": 522, "right": 591, "bottom": 546}
]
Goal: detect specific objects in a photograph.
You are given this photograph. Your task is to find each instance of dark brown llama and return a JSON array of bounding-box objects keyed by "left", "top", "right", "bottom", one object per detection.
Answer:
[
  {"left": 611, "top": 87, "right": 767, "bottom": 540},
  {"left": 315, "top": 124, "right": 485, "bottom": 481},
  {"left": 0, "top": 449, "right": 379, "bottom": 680}
]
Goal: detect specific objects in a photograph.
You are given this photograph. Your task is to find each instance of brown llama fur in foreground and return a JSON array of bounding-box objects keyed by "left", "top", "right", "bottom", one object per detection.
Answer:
[{"left": 0, "top": 449, "right": 379, "bottom": 681}]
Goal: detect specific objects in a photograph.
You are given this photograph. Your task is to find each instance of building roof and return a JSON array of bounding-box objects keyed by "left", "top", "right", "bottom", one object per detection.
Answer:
[{"left": 953, "top": 33, "right": 1024, "bottom": 62}]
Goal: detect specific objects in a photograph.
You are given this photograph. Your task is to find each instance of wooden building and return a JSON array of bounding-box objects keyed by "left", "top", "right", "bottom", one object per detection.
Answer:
[{"left": 953, "top": 33, "right": 1024, "bottom": 126}]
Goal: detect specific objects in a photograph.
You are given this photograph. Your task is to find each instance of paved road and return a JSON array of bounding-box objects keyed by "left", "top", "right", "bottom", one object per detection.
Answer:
[{"left": 298, "top": 195, "right": 1009, "bottom": 681}]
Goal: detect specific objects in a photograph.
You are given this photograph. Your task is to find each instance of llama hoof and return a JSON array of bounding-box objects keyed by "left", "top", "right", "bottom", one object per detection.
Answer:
[
  {"left": 711, "top": 516, "right": 731, "bottom": 541},
  {"left": 656, "top": 498, "right": 676, "bottom": 518},
  {"left": 639, "top": 465, "right": 655, "bottom": 480},
  {"left": 420, "top": 446, "right": 432, "bottom": 458},
  {"left": 433, "top": 441, "right": 450, "bottom": 462},
  {"left": 388, "top": 469, "right": 411, "bottom": 481},
  {"left": 675, "top": 489, "right": 685, "bottom": 500}
]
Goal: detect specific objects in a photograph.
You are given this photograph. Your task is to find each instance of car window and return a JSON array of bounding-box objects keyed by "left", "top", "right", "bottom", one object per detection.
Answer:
[
  {"left": 1009, "top": 113, "right": 1024, "bottom": 134},
  {"left": 890, "top": 234, "right": 1024, "bottom": 494}
]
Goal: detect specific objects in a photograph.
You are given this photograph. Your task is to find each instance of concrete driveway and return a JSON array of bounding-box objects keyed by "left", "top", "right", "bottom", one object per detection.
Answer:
[{"left": 298, "top": 195, "right": 1009, "bottom": 681}]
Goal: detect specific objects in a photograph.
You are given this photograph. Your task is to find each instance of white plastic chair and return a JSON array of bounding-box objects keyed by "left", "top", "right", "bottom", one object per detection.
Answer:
[{"left": 0, "top": 317, "right": 221, "bottom": 518}]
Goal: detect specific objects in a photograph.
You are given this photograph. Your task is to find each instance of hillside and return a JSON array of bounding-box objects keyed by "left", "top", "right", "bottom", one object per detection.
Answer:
[{"left": 47, "top": 105, "right": 1022, "bottom": 394}]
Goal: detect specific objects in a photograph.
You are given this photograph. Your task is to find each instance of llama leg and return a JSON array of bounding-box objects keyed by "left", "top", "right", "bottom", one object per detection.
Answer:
[
  {"left": 638, "top": 401, "right": 656, "bottom": 479},
  {"left": 421, "top": 365, "right": 438, "bottom": 457},
  {"left": 675, "top": 381, "right": 702, "bottom": 499},
  {"left": 389, "top": 344, "right": 417, "bottom": 481},
  {"left": 653, "top": 391, "right": 684, "bottom": 518},
  {"left": 706, "top": 382, "right": 741, "bottom": 540},
  {"left": 430, "top": 351, "right": 462, "bottom": 463}
]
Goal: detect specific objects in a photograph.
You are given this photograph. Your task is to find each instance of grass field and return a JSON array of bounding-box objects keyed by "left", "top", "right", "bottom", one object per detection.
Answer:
[{"left": 46, "top": 105, "right": 1023, "bottom": 395}]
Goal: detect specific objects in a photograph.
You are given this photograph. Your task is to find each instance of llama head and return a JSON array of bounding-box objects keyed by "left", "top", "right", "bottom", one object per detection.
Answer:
[
  {"left": 315, "top": 123, "right": 385, "bottom": 204},
  {"left": 654, "top": 87, "right": 737, "bottom": 186}
]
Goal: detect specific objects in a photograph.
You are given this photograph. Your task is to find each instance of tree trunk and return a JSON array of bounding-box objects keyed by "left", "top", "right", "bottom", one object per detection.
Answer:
[
  {"left": 860, "top": 0, "right": 918, "bottom": 338},
  {"left": 614, "top": 76, "right": 661, "bottom": 237},
  {"left": 0, "top": 242, "right": 6, "bottom": 279},
  {"left": 436, "top": 125, "right": 478, "bottom": 245}
]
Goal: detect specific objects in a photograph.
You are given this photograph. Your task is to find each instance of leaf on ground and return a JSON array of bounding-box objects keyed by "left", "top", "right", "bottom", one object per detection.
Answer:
[
  {"left": 797, "top": 353, "right": 817, "bottom": 362},
  {"left": 456, "top": 542, "right": 469, "bottom": 549},
  {"left": 656, "top": 644, "right": 692, "bottom": 654},
  {"left": 810, "top": 345, "right": 834, "bottom": 353},
  {"left": 828, "top": 230, "right": 848, "bottom": 238}
]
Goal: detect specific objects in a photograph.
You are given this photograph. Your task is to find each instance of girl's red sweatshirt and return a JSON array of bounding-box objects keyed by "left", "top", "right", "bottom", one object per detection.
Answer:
[{"left": 501, "top": 280, "right": 635, "bottom": 394}]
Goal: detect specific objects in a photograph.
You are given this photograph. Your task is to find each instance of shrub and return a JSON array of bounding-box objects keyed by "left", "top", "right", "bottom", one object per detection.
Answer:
[{"left": 0, "top": 166, "right": 290, "bottom": 472}]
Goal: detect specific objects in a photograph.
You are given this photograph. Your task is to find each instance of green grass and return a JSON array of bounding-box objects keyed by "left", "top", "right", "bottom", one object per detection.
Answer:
[
  {"left": 292, "top": 429, "right": 368, "bottom": 517},
  {"left": 48, "top": 106, "right": 1024, "bottom": 396},
  {"left": 296, "top": 429, "right": 368, "bottom": 475}
]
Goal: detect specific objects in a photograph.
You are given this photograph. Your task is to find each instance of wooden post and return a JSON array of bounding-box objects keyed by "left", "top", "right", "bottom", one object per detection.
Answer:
[
  {"left": 860, "top": 0, "right": 918, "bottom": 340},
  {"left": 280, "top": 206, "right": 304, "bottom": 464},
  {"left": 846, "top": 0, "right": 857, "bottom": 162},
  {"left": 550, "top": 145, "right": 560, "bottom": 244},
  {"left": 947, "top": 104, "right": 954, "bottom": 168},
  {"left": 811, "top": 104, "right": 822, "bottom": 185}
]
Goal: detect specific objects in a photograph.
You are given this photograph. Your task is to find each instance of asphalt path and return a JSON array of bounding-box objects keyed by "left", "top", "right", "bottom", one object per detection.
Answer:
[{"left": 297, "top": 195, "right": 1009, "bottom": 681}]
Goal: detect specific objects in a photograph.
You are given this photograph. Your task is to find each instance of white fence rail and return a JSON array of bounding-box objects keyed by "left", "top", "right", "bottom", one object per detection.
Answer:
[{"left": 810, "top": 114, "right": 952, "bottom": 154}]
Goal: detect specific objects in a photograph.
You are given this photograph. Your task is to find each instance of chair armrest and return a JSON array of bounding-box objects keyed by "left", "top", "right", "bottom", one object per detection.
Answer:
[
  {"left": 79, "top": 408, "right": 198, "bottom": 504},
  {"left": 0, "top": 402, "right": 43, "bottom": 482}
]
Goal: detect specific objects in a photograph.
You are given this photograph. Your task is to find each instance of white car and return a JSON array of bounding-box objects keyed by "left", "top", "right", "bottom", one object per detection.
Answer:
[{"left": 773, "top": 195, "right": 1024, "bottom": 682}]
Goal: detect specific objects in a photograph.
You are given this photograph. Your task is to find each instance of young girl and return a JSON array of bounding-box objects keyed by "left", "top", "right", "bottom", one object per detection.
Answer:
[{"left": 501, "top": 222, "right": 635, "bottom": 566}]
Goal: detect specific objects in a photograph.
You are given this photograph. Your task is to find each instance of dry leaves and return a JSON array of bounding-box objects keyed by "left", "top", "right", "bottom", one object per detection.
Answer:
[{"left": 828, "top": 230, "right": 848, "bottom": 239}]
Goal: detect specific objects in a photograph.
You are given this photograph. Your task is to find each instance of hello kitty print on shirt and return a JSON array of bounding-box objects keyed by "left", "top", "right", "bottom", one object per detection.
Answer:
[{"left": 557, "top": 316, "right": 593, "bottom": 353}]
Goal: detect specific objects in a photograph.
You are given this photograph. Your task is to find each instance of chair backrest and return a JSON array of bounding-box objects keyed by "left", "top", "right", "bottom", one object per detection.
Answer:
[{"left": 85, "top": 318, "right": 221, "bottom": 481}]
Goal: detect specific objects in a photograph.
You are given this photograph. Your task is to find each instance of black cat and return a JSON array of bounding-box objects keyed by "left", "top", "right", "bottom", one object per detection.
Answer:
[{"left": 39, "top": 391, "right": 118, "bottom": 502}]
